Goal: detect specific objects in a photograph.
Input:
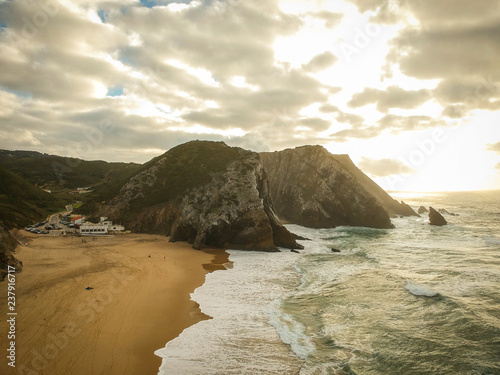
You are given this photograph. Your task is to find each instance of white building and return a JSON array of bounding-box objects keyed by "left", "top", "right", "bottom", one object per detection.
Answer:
[
  {"left": 80, "top": 224, "right": 108, "bottom": 235},
  {"left": 100, "top": 217, "right": 125, "bottom": 232},
  {"left": 71, "top": 216, "right": 85, "bottom": 225},
  {"left": 80, "top": 220, "right": 124, "bottom": 235},
  {"left": 108, "top": 224, "right": 125, "bottom": 232}
]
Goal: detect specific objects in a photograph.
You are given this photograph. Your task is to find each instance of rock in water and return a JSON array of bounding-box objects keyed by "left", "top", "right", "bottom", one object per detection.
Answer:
[
  {"left": 260, "top": 146, "right": 417, "bottom": 229},
  {"left": 104, "top": 141, "right": 301, "bottom": 251},
  {"left": 429, "top": 207, "right": 448, "bottom": 226},
  {"left": 418, "top": 206, "right": 428, "bottom": 214}
]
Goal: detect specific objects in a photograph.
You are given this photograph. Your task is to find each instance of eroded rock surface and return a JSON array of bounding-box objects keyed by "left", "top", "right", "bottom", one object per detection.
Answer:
[
  {"left": 261, "top": 146, "right": 417, "bottom": 229},
  {"left": 105, "top": 141, "right": 301, "bottom": 251}
]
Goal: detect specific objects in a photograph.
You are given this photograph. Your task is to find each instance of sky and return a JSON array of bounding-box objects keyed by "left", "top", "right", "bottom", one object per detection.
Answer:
[{"left": 0, "top": 0, "right": 499, "bottom": 192}]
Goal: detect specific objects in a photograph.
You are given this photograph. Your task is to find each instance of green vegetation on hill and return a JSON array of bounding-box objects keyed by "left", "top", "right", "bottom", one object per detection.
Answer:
[
  {"left": 0, "top": 150, "right": 140, "bottom": 191},
  {"left": 131, "top": 141, "right": 242, "bottom": 209},
  {"left": 0, "top": 167, "right": 66, "bottom": 228}
]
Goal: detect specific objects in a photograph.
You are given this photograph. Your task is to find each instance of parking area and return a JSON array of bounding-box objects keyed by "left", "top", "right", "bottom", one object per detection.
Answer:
[{"left": 24, "top": 213, "right": 80, "bottom": 236}]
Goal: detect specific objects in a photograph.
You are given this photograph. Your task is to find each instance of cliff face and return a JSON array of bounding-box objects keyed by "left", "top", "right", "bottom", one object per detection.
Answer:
[
  {"left": 260, "top": 146, "right": 415, "bottom": 229},
  {"left": 328, "top": 154, "right": 418, "bottom": 217},
  {"left": 0, "top": 226, "right": 22, "bottom": 281},
  {"left": 104, "top": 141, "right": 301, "bottom": 251}
]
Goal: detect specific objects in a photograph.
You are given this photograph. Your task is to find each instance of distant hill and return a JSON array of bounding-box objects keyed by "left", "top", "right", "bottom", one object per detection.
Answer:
[
  {"left": 0, "top": 150, "right": 140, "bottom": 191},
  {"left": 0, "top": 167, "right": 66, "bottom": 228}
]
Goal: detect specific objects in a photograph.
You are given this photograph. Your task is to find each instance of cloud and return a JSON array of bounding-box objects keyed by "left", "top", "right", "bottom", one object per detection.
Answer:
[
  {"left": 487, "top": 142, "right": 500, "bottom": 153},
  {"left": 387, "top": 23, "right": 500, "bottom": 81},
  {"left": 336, "top": 111, "right": 365, "bottom": 128},
  {"left": 0, "top": 0, "right": 339, "bottom": 159},
  {"left": 0, "top": 0, "right": 498, "bottom": 164},
  {"left": 358, "top": 157, "right": 414, "bottom": 177},
  {"left": 329, "top": 127, "right": 381, "bottom": 142},
  {"left": 345, "top": 0, "right": 410, "bottom": 24},
  {"left": 378, "top": 115, "right": 445, "bottom": 132},
  {"left": 381, "top": 0, "right": 500, "bottom": 86},
  {"left": 299, "top": 118, "right": 331, "bottom": 131},
  {"left": 302, "top": 51, "right": 337, "bottom": 72},
  {"left": 349, "top": 86, "right": 431, "bottom": 112},
  {"left": 346, "top": 0, "right": 500, "bottom": 128},
  {"left": 329, "top": 114, "right": 445, "bottom": 142},
  {"left": 319, "top": 104, "right": 340, "bottom": 113},
  {"left": 307, "top": 10, "right": 343, "bottom": 28},
  {"left": 406, "top": 0, "right": 499, "bottom": 26},
  {"left": 441, "top": 105, "right": 468, "bottom": 119},
  {"left": 433, "top": 77, "right": 500, "bottom": 116}
]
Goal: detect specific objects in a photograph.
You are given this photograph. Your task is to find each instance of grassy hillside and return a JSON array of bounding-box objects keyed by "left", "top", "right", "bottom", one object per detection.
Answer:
[
  {"left": 0, "top": 150, "right": 140, "bottom": 191},
  {"left": 0, "top": 167, "right": 67, "bottom": 228},
  {"left": 130, "top": 141, "right": 243, "bottom": 209}
]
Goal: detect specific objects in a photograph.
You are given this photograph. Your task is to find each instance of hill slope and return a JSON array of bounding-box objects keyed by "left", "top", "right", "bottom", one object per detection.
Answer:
[
  {"left": 103, "top": 141, "right": 301, "bottom": 251},
  {"left": 0, "top": 149, "right": 140, "bottom": 191},
  {"left": 0, "top": 168, "right": 64, "bottom": 280},
  {"left": 0, "top": 167, "right": 66, "bottom": 228},
  {"left": 330, "top": 154, "right": 417, "bottom": 217},
  {"left": 0, "top": 226, "right": 21, "bottom": 281},
  {"left": 260, "top": 146, "right": 416, "bottom": 229}
]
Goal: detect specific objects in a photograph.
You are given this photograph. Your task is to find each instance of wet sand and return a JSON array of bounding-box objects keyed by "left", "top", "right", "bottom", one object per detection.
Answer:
[{"left": 0, "top": 232, "right": 228, "bottom": 375}]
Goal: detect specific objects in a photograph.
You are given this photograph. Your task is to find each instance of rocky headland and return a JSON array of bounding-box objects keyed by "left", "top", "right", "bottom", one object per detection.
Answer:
[
  {"left": 260, "top": 145, "right": 417, "bottom": 229},
  {"left": 103, "top": 141, "right": 301, "bottom": 251}
]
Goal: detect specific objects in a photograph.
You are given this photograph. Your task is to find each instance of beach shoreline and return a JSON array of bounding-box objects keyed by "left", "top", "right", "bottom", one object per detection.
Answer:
[{"left": 0, "top": 232, "right": 228, "bottom": 375}]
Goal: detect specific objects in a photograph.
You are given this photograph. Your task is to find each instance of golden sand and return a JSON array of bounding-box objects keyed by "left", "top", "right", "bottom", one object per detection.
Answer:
[{"left": 0, "top": 232, "right": 228, "bottom": 375}]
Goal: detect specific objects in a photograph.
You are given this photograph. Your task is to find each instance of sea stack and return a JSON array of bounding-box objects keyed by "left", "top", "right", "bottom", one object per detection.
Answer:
[
  {"left": 429, "top": 207, "right": 448, "bottom": 226},
  {"left": 418, "top": 206, "right": 428, "bottom": 214},
  {"left": 103, "top": 141, "right": 301, "bottom": 251}
]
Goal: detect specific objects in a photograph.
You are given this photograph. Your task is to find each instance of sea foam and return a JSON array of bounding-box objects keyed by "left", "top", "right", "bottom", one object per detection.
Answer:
[
  {"left": 155, "top": 250, "right": 304, "bottom": 375},
  {"left": 405, "top": 281, "right": 438, "bottom": 297}
]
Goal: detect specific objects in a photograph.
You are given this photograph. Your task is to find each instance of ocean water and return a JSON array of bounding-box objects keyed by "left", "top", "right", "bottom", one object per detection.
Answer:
[{"left": 156, "top": 191, "right": 500, "bottom": 375}]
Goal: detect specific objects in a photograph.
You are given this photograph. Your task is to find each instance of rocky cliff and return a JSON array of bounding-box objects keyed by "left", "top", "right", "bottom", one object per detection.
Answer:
[
  {"left": 104, "top": 141, "right": 301, "bottom": 251},
  {"left": 260, "top": 146, "right": 417, "bottom": 229},
  {"left": 328, "top": 154, "right": 418, "bottom": 217}
]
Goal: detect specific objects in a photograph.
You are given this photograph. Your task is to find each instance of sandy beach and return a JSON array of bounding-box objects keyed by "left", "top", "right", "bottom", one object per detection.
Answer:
[{"left": 0, "top": 232, "right": 228, "bottom": 375}]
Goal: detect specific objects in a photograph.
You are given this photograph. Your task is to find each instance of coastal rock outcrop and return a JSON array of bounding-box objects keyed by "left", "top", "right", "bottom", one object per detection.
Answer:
[
  {"left": 0, "top": 226, "right": 22, "bottom": 281},
  {"left": 429, "top": 207, "right": 448, "bottom": 226},
  {"left": 260, "top": 146, "right": 417, "bottom": 229},
  {"left": 438, "top": 208, "right": 459, "bottom": 216},
  {"left": 418, "top": 206, "right": 428, "bottom": 214},
  {"left": 104, "top": 141, "right": 301, "bottom": 251}
]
